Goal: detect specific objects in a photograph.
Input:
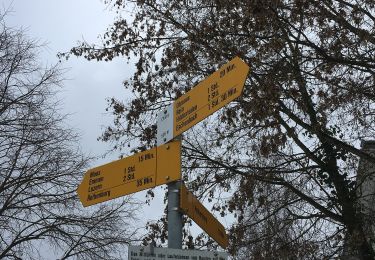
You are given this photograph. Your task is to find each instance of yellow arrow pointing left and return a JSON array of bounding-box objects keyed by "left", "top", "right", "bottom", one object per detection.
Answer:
[{"left": 77, "top": 141, "right": 181, "bottom": 207}]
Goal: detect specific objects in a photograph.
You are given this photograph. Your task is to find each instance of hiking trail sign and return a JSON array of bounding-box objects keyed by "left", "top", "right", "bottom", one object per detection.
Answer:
[
  {"left": 77, "top": 140, "right": 181, "bottom": 207},
  {"left": 77, "top": 56, "right": 250, "bottom": 252},
  {"left": 128, "top": 245, "right": 228, "bottom": 260},
  {"left": 157, "top": 56, "right": 250, "bottom": 145},
  {"left": 180, "top": 184, "right": 229, "bottom": 249}
]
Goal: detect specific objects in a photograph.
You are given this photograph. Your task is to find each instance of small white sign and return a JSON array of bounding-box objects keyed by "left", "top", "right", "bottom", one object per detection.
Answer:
[
  {"left": 128, "top": 245, "right": 228, "bottom": 260},
  {"left": 157, "top": 103, "right": 174, "bottom": 146}
]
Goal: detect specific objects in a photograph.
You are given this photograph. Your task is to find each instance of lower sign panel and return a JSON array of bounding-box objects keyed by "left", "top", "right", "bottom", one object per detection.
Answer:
[
  {"left": 128, "top": 245, "right": 228, "bottom": 260},
  {"left": 77, "top": 141, "right": 181, "bottom": 207},
  {"left": 180, "top": 184, "right": 229, "bottom": 249}
]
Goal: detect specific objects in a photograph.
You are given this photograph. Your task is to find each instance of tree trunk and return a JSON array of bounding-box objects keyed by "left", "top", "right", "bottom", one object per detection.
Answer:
[{"left": 343, "top": 140, "right": 375, "bottom": 259}]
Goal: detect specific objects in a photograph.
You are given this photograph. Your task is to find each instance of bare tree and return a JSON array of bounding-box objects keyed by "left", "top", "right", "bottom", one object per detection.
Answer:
[
  {"left": 64, "top": 0, "right": 375, "bottom": 259},
  {"left": 0, "top": 13, "right": 140, "bottom": 259}
]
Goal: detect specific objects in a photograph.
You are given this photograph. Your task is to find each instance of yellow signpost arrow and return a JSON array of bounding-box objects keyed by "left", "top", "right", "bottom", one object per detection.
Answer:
[
  {"left": 157, "top": 56, "right": 250, "bottom": 145},
  {"left": 77, "top": 140, "right": 181, "bottom": 207},
  {"left": 180, "top": 184, "right": 229, "bottom": 249},
  {"left": 174, "top": 56, "right": 249, "bottom": 136}
]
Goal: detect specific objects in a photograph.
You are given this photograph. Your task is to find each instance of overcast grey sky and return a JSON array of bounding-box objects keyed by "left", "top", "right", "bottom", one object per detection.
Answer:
[{"left": 2, "top": 0, "right": 133, "bottom": 164}]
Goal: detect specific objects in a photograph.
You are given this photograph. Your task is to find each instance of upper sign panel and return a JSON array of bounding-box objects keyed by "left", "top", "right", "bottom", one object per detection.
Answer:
[
  {"left": 174, "top": 56, "right": 249, "bottom": 136},
  {"left": 157, "top": 56, "right": 250, "bottom": 145}
]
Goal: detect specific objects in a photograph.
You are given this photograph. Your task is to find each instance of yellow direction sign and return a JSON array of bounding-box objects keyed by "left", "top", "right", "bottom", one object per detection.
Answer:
[
  {"left": 180, "top": 184, "right": 229, "bottom": 249},
  {"left": 174, "top": 56, "right": 250, "bottom": 136},
  {"left": 77, "top": 141, "right": 181, "bottom": 207},
  {"left": 157, "top": 56, "right": 250, "bottom": 145}
]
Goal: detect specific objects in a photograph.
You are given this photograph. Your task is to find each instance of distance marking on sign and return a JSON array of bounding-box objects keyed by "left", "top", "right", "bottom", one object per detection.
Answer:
[
  {"left": 157, "top": 56, "right": 250, "bottom": 145},
  {"left": 77, "top": 141, "right": 181, "bottom": 207}
]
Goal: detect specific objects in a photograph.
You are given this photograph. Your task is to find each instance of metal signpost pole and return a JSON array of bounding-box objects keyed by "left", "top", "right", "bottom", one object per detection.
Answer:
[
  {"left": 168, "top": 180, "right": 182, "bottom": 249},
  {"left": 155, "top": 56, "right": 250, "bottom": 253}
]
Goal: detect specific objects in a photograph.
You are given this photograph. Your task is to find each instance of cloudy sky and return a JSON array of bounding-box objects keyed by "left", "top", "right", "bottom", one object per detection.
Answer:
[{"left": 2, "top": 0, "right": 132, "bottom": 163}]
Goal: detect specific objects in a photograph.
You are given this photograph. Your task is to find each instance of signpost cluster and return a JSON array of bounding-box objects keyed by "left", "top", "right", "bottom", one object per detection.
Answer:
[{"left": 77, "top": 56, "right": 250, "bottom": 259}]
